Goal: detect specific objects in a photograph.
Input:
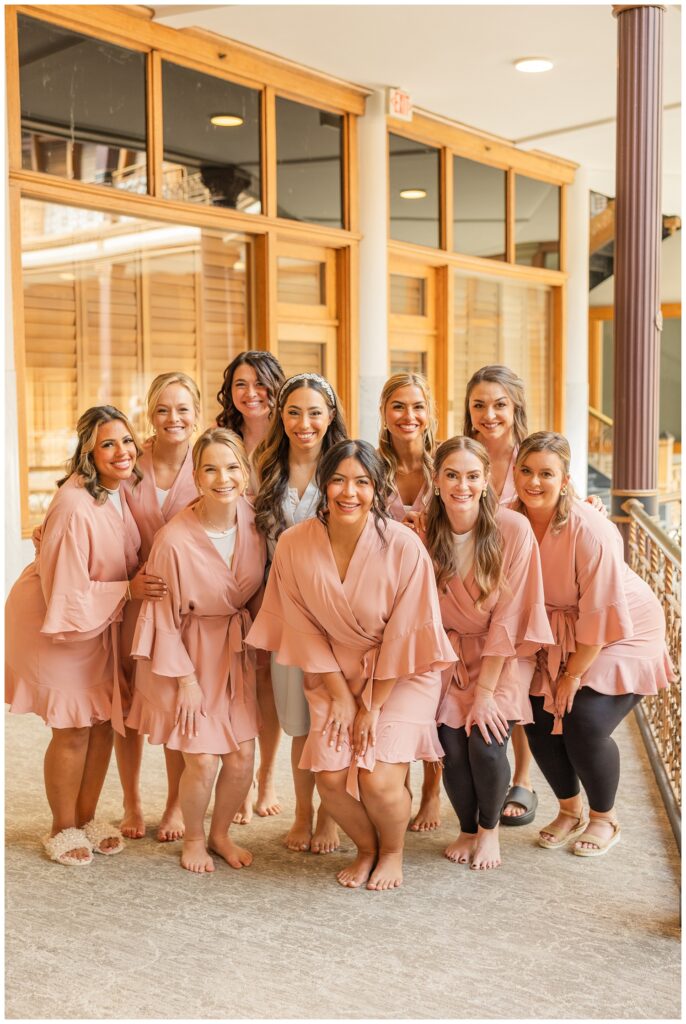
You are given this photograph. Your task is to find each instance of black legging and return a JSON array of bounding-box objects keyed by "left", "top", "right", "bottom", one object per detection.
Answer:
[
  {"left": 439, "top": 721, "right": 515, "bottom": 832},
  {"left": 525, "top": 690, "right": 642, "bottom": 813}
]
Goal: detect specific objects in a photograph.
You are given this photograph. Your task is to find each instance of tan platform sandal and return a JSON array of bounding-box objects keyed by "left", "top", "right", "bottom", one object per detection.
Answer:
[
  {"left": 538, "top": 809, "right": 589, "bottom": 849},
  {"left": 573, "top": 819, "right": 621, "bottom": 857}
]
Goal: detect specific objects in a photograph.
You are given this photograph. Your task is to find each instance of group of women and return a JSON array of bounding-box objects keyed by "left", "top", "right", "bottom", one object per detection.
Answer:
[{"left": 5, "top": 355, "right": 674, "bottom": 891}]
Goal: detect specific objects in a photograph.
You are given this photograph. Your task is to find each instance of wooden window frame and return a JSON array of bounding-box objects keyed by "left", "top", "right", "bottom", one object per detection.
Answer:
[
  {"left": 386, "top": 112, "right": 574, "bottom": 437},
  {"left": 7, "top": 4, "right": 363, "bottom": 536}
]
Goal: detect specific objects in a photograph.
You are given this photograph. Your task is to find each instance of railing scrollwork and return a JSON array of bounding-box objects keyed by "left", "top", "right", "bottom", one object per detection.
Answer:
[{"left": 622, "top": 498, "right": 681, "bottom": 850}]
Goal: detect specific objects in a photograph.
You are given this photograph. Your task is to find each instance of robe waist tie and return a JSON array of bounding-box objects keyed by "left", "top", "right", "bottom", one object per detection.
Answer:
[
  {"left": 541, "top": 605, "right": 578, "bottom": 735},
  {"left": 180, "top": 608, "right": 256, "bottom": 706},
  {"left": 436, "top": 628, "right": 488, "bottom": 721},
  {"left": 345, "top": 644, "right": 382, "bottom": 800},
  {"left": 107, "top": 621, "right": 126, "bottom": 738}
]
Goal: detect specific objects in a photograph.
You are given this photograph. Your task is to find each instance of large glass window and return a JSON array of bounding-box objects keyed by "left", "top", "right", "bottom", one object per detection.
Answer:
[
  {"left": 515, "top": 175, "right": 561, "bottom": 269},
  {"left": 276, "top": 98, "right": 343, "bottom": 228},
  {"left": 162, "top": 62, "right": 261, "bottom": 211},
  {"left": 453, "top": 271, "right": 552, "bottom": 431},
  {"left": 453, "top": 156, "right": 506, "bottom": 260},
  {"left": 389, "top": 134, "right": 440, "bottom": 248},
  {"left": 18, "top": 14, "right": 147, "bottom": 193},
  {"left": 21, "top": 198, "right": 250, "bottom": 525}
]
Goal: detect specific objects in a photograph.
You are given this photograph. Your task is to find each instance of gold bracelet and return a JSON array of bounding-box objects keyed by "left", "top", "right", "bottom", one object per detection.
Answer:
[
  {"left": 562, "top": 671, "right": 582, "bottom": 682},
  {"left": 476, "top": 684, "right": 495, "bottom": 695},
  {"left": 178, "top": 680, "right": 198, "bottom": 689}
]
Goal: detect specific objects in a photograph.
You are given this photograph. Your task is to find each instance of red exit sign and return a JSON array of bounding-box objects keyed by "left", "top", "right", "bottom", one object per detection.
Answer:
[{"left": 387, "top": 87, "right": 413, "bottom": 121}]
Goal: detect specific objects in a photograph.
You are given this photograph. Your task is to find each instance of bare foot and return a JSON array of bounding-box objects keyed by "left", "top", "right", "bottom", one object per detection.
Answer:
[
  {"left": 336, "top": 852, "right": 376, "bottom": 888},
  {"left": 233, "top": 783, "right": 254, "bottom": 826},
  {"left": 311, "top": 811, "right": 340, "bottom": 854},
  {"left": 120, "top": 806, "right": 145, "bottom": 839},
  {"left": 409, "top": 793, "right": 442, "bottom": 832},
  {"left": 181, "top": 837, "right": 215, "bottom": 873},
  {"left": 208, "top": 834, "right": 253, "bottom": 869},
  {"left": 367, "top": 851, "right": 404, "bottom": 891},
  {"left": 157, "top": 805, "right": 185, "bottom": 843},
  {"left": 471, "top": 826, "right": 501, "bottom": 870},
  {"left": 284, "top": 815, "right": 313, "bottom": 852},
  {"left": 444, "top": 832, "right": 477, "bottom": 864},
  {"left": 255, "top": 778, "right": 281, "bottom": 817}
]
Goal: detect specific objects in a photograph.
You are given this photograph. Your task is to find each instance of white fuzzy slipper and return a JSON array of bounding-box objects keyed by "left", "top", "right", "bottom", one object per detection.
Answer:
[
  {"left": 42, "top": 828, "right": 94, "bottom": 866},
  {"left": 82, "top": 820, "right": 125, "bottom": 856}
]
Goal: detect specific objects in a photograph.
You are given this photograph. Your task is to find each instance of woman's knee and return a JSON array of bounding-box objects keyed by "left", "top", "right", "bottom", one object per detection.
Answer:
[
  {"left": 183, "top": 752, "right": 219, "bottom": 784},
  {"left": 50, "top": 726, "right": 90, "bottom": 753},
  {"left": 468, "top": 730, "right": 509, "bottom": 769}
]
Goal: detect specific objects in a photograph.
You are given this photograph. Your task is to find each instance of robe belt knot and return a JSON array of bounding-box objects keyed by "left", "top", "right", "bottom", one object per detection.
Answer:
[{"left": 541, "top": 605, "right": 578, "bottom": 735}]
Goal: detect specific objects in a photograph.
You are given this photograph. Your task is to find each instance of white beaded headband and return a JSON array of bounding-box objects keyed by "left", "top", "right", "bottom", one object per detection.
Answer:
[{"left": 278, "top": 373, "right": 336, "bottom": 408}]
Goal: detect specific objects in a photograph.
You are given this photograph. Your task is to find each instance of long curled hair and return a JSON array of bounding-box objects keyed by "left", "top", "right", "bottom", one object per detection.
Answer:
[
  {"left": 425, "top": 436, "right": 504, "bottom": 603},
  {"left": 463, "top": 365, "right": 528, "bottom": 447},
  {"left": 216, "top": 351, "right": 285, "bottom": 434},
  {"left": 316, "top": 439, "right": 389, "bottom": 542},
  {"left": 378, "top": 372, "right": 437, "bottom": 506},
  {"left": 58, "top": 406, "right": 143, "bottom": 503},
  {"left": 513, "top": 432, "right": 576, "bottom": 534},
  {"left": 192, "top": 427, "right": 250, "bottom": 490},
  {"left": 254, "top": 373, "right": 348, "bottom": 541}
]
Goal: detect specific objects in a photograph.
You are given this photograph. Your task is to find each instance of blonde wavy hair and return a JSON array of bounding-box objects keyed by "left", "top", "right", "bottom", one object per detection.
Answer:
[
  {"left": 378, "top": 372, "right": 437, "bottom": 507},
  {"left": 463, "top": 365, "right": 528, "bottom": 447},
  {"left": 425, "top": 436, "right": 504, "bottom": 603},
  {"left": 58, "top": 405, "right": 143, "bottom": 502},
  {"left": 513, "top": 431, "right": 576, "bottom": 533},
  {"left": 146, "top": 371, "right": 201, "bottom": 433},
  {"left": 192, "top": 427, "right": 250, "bottom": 489}
]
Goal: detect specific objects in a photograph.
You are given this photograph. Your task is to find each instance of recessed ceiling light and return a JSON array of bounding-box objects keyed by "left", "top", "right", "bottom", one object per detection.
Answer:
[
  {"left": 59, "top": 272, "right": 75, "bottom": 281},
  {"left": 514, "top": 57, "right": 554, "bottom": 74},
  {"left": 210, "top": 113, "right": 244, "bottom": 127},
  {"left": 400, "top": 188, "right": 427, "bottom": 200}
]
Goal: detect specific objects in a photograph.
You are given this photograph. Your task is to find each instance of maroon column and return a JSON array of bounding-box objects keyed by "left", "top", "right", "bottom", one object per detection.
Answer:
[{"left": 611, "top": 4, "right": 664, "bottom": 539}]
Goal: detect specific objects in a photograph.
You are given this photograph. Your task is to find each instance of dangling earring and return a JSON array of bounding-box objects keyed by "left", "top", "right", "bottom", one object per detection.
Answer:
[
  {"left": 481, "top": 488, "right": 488, "bottom": 500},
  {"left": 560, "top": 486, "right": 568, "bottom": 496},
  {"left": 434, "top": 486, "right": 440, "bottom": 496}
]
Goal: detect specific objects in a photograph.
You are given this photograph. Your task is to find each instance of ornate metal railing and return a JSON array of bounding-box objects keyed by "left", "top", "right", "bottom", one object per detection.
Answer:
[
  {"left": 588, "top": 406, "right": 614, "bottom": 479},
  {"left": 622, "top": 498, "right": 681, "bottom": 849}
]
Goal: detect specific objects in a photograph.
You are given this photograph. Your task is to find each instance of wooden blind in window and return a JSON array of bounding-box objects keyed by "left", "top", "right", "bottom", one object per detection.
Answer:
[{"left": 201, "top": 235, "right": 249, "bottom": 424}]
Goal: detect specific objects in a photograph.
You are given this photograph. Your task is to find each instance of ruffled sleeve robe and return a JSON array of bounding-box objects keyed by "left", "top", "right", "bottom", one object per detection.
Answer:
[
  {"left": 5, "top": 474, "right": 141, "bottom": 735},
  {"left": 126, "top": 497, "right": 266, "bottom": 754},
  {"left": 431, "top": 508, "right": 553, "bottom": 730},
  {"left": 530, "top": 500, "right": 675, "bottom": 733},
  {"left": 247, "top": 515, "right": 456, "bottom": 798}
]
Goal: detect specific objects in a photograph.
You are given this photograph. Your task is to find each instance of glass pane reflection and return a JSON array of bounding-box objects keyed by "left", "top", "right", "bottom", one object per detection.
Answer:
[
  {"left": 276, "top": 98, "right": 342, "bottom": 228},
  {"left": 18, "top": 14, "right": 147, "bottom": 193},
  {"left": 389, "top": 133, "right": 440, "bottom": 248},
  {"left": 162, "top": 61, "right": 261, "bottom": 211},
  {"left": 515, "top": 175, "right": 560, "bottom": 269},
  {"left": 453, "top": 156, "right": 505, "bottom": 260}
]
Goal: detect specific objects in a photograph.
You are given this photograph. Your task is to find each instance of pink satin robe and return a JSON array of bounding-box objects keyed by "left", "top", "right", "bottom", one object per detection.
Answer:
[
  {"left": 431, "top": 509, "right": 553, "bottom": 729},
  {"left": 127, "top": 497, "right": 266, "bottom": 754},
  {"left": 530, "top": 500, "right": 674, "bottom": 732},
  {"left": 386, "top": 479, "right": 431, "bottom": 524},
  {"left": 121, "top": 439, "right": 197, "bottom": 562},
  {"left": 5, "top": 475, "right": 140, "bottom": 735},
  {"left": 120, "top": 439, "right": 198, "bottom": 686},
  {"left": 247, "top": 516, "right": 456, "bottom": 798},
  {"left": 497, "top": 448, "right": 518, "bottom": 507}
]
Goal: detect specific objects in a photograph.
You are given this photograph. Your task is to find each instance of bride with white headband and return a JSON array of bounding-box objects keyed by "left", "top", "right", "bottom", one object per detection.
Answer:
[{"left": 252, "top": 372, "right": 349, "bottom": 855}]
